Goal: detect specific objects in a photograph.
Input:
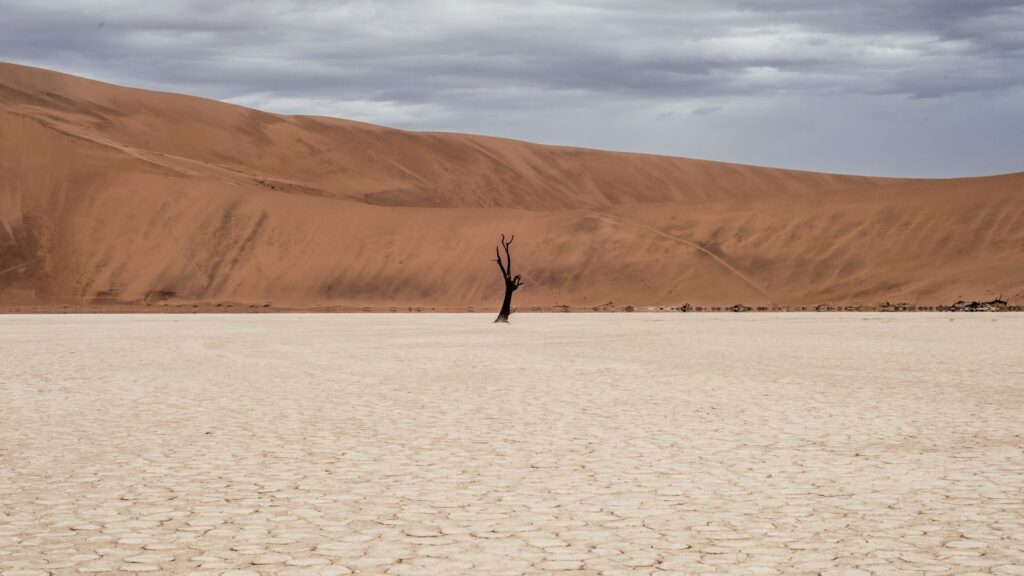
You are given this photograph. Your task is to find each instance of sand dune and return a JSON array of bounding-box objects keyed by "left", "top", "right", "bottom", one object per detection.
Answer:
[{"left": 1, "top": 61, "right": 1021, "bottom": 310}]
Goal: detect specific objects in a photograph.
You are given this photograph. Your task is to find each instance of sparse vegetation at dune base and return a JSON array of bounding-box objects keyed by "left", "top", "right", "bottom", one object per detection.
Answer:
[{"left": 3, "top": 298, "right": 1022, "bottom": 314}]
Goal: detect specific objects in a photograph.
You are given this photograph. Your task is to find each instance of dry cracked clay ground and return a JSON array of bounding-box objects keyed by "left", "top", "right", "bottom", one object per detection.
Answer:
[{"left": 1, "top": 313, "right": 1023, "bottom": 576}]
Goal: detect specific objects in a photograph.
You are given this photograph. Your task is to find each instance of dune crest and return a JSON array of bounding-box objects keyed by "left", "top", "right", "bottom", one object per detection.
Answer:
[{"left": 1, "top": 61, "right": 1022, "bottom": 310}]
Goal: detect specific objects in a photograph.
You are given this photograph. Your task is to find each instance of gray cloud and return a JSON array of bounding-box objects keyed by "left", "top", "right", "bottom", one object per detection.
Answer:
[
  {"left": 1, "top": 0, "right": 1022, "bottom": 176},
  {"left": 692, "top": 106, "right": 723, "bottom": 117}
]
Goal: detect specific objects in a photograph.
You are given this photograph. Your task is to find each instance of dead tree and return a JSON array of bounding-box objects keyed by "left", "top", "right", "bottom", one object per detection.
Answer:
[{"left": 493, "top": 234, "right": 523, "bottom": 323}]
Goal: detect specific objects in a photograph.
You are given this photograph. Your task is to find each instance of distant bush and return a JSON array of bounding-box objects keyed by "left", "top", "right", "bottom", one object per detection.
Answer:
[{"left": 624, "top": 305, "right": 635, "bottom": 312}]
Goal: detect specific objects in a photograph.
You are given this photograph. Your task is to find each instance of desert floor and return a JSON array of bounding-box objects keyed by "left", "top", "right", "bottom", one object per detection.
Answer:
[{"left": 1, "top": 313, "right": 1023, "bottom": 576}]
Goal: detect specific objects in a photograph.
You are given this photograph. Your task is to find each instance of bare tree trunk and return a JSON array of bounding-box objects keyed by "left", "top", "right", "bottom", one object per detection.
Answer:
[
  {"left": 495, "top": 282, "right": 514, "bottom": 323},
  {"left": 493, "top": 234, "right": 523, "bottom": 323}
]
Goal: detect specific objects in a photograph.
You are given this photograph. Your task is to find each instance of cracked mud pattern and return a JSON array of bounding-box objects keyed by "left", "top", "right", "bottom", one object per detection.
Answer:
[{"left": 2, "top": 313, "right": 1023, "bottom": 575}]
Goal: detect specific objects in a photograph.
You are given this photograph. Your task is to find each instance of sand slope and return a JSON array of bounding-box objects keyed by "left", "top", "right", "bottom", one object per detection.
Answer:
[{"left": 1, "top": 61, "right": 1022, "bottom": 309}]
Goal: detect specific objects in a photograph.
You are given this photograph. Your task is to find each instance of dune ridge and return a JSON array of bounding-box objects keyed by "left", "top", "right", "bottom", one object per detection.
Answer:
[{"left": 1, "top": 61, "right": 1022, "bottom": 310}]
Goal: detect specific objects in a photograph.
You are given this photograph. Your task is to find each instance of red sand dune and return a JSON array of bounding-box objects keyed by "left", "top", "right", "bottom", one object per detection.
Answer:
[{"left": 1, "top": 62, "right": 1022, "bottom": 311}]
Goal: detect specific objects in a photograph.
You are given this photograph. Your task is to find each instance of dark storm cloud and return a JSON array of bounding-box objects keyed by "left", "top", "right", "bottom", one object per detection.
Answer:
[{"left": 1, "top": 0, "right": 1022, "bottom": 176}]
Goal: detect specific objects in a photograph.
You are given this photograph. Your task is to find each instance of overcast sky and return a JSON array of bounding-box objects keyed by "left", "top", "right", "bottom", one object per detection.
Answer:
[{"left": 2, "top": 0, "right": 1022, "bottom": 177}]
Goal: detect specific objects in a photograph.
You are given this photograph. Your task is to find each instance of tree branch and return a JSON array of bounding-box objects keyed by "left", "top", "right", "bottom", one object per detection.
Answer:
[
  {"left": 494, "top": 246, "right": 508, "bottom": 278},
  {"left": 502, "top": 234, "right": 514, "bottom": 275}
]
